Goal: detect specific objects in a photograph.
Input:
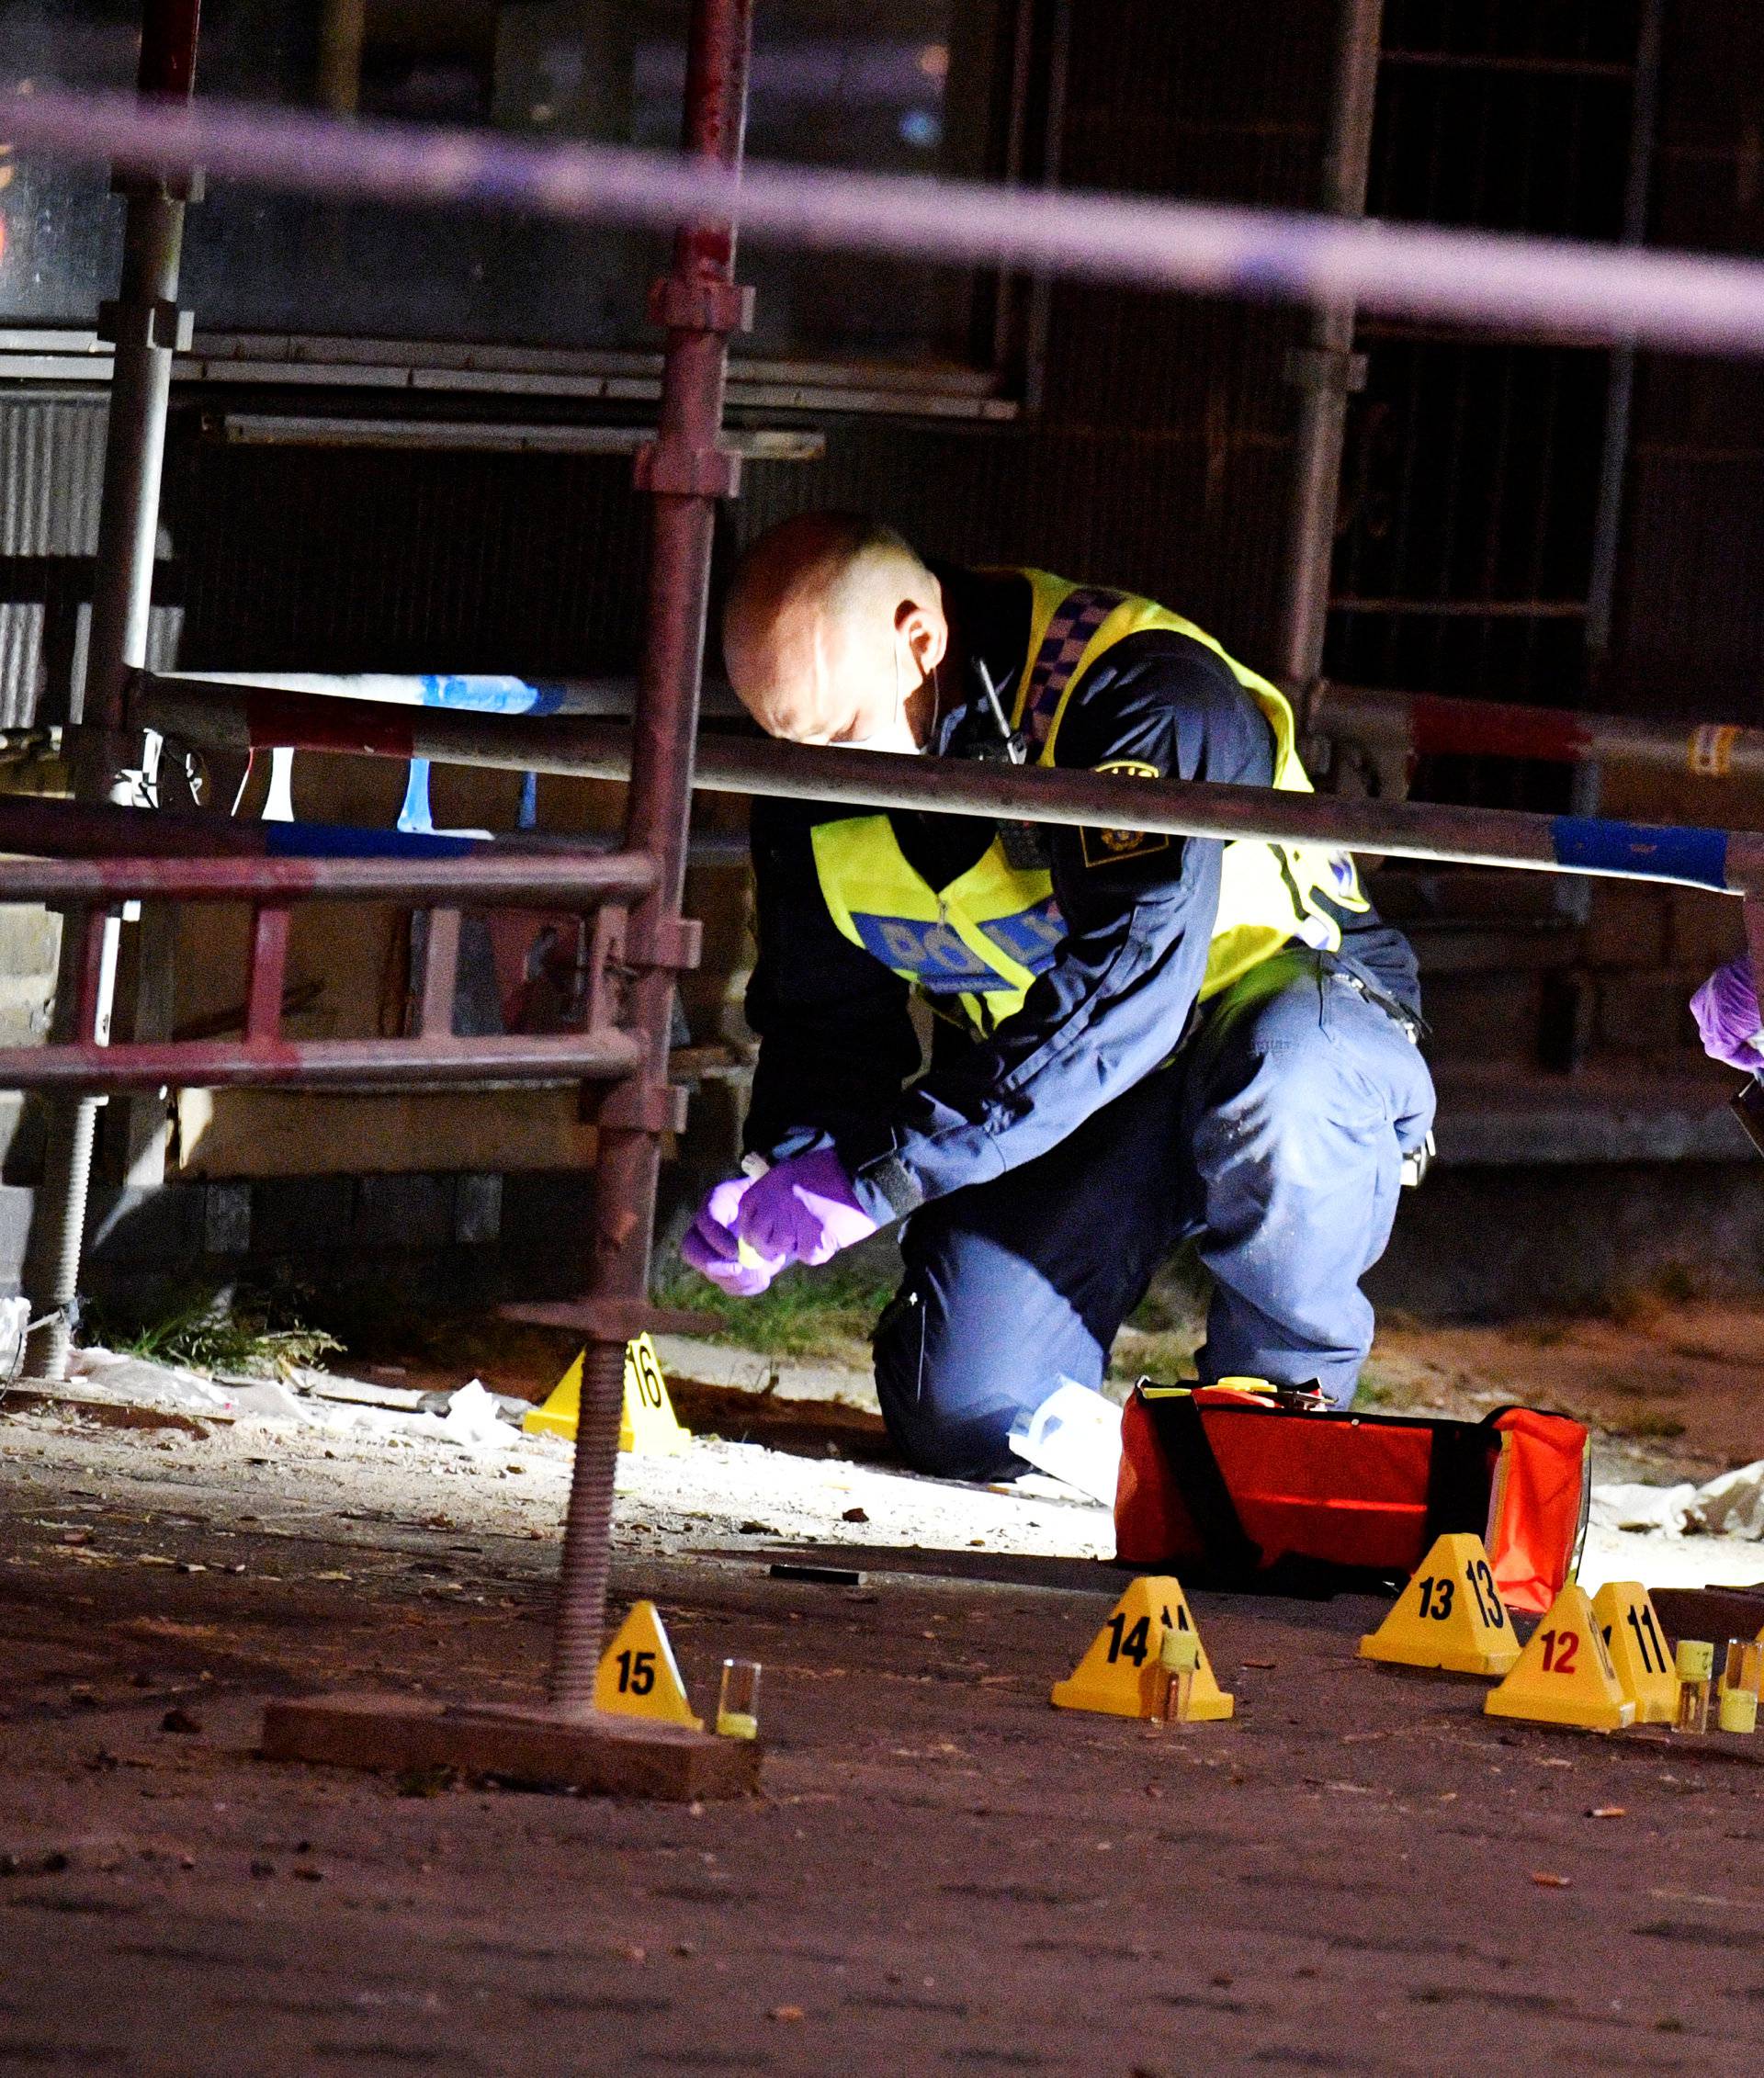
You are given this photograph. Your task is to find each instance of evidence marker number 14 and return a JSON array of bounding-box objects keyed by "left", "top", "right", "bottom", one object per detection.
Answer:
[
  {"left": 1103, "top": 1609, "right": 1158, "bottom": 1666},
  {"left": 1051, "top": 1576, "right": 1235, "bottom": 1722}
]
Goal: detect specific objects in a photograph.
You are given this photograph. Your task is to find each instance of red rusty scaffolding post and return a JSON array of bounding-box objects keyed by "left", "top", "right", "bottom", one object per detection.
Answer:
[
  {"left": 254, "top": 0, "right": 763, "bottom": 1800},
  {"left": 537, "top": 0, "right": 755, "bottom": 1715},
  {"left": 24, "top": 0, "right": 203, "bottom": 1383}
]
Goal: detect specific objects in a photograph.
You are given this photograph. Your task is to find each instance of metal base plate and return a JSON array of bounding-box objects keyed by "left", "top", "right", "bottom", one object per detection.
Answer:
[{"left": 261, "top": 1694, "right": 762, "bottom": 1800}]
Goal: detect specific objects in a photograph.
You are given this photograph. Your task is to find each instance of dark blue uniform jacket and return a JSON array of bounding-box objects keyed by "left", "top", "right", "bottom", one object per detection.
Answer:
[{"left": 743, "top": 567, "right": 1420, "bottom": 1223}]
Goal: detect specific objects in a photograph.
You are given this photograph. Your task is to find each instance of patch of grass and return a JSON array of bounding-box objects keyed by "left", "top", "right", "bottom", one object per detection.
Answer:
[
  {"left": 1614, "top": 1411, "right": 1688, "bottom": 1440},
  {"left": 650, "top": 1261, "right": 896, "bottom": 1363},
  {"left": 658, "top": 1260, "right": 1207, "bottom": 1383},
  {"left": 1107, "top": 1327, "right": 1200, "bottom": 1386},
  {"left": 1653, "top": 1261, "right": 1701, "bottom": 1306},
  {"left": 1606, "top": 1285, "right": 1664, "bottom": 1330},
  {"left": 1608, "top": 1260, "right": 1704, "bottom": 1328},
  {"left": 1127, "top": 1248, "right": 1209, "bottom": 1338},
  {"left": 88, "top": 1286, "right": 343, "bottom": 1381},
  {"left": 1113, "top": 1256, "right": 1205, "bottom": 1383},
  {"left": 1351, "top": 1366, "right": 1440, "bottom": 1412},
  {"left": 1512, "top": 1316, "right": 1573, "bottom": 1349}
]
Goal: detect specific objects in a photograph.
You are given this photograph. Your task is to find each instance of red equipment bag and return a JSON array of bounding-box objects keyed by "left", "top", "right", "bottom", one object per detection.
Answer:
[{"left": 1114, "top": 1383, "right": 1590, "bottom": 1614}]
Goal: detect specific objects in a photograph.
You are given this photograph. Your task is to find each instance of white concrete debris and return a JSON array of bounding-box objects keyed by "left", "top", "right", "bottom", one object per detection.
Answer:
[
  {"left": 12, "top": 1341, "right": 1763, "bottom": 1588},
  {"left": 0, "top": 1296, "right": 30, "bottom": 1381},
  {"left": 436, "top": 1378, "right": 514, "bottom": 1451},
  {"left": 1591, "top": 1482, "right": 1700, "bottom": 1536},
  {"left": 1681, "top": 1460, "right": 1764, "bottom": 1541},
  {"left": 1591, "top": 1462, "right": 1764, "bottom": 1541},
  {"left": 53, "top": 1347, "right": 526, "bottom": 1452}
]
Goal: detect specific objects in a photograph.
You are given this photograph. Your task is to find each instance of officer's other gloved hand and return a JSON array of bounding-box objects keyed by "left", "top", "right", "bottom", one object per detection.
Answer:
[
  {"left": 735, "top": 1148, "right": 878, "bottom": 1269},
  {"left": 681, "top": 1175, "right": 782, "bottom": 1297},
  {"left": 1690, "top": 955, "right": 1764, "bottom": 1071}
]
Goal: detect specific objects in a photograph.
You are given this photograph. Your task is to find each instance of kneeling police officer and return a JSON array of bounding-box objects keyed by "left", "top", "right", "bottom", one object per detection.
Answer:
[{"left": 683, "top": 512, "right": 1435, "bottom": 1482}]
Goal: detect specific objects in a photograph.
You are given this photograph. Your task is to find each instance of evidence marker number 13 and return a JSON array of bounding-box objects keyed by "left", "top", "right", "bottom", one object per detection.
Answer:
[{"left": 1414, "top": 1557, "right": 1505, "bottom": 1629}]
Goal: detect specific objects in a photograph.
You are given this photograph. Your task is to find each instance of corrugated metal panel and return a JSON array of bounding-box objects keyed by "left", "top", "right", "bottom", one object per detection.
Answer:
[
  {"left": 1612, "top": 451, "right": 1764, "bottom": 719},
  {"left": 145, "top": 606, "right": 185, "bottom": 674},
  {"left": 1607, "top": 0, "right": 1764, "bottom": 718},
  {"left": 0, "top": 399, "right": 108, "bottom": 558},
  {"left": 736, "top": 0, "right": 1332, "bottom": 661},
  {"left": 46, "top": 4, "right": 1339, "bottom": 688},
  {"left": 0, "top": 604, "right": 45, "bottom": 728}
]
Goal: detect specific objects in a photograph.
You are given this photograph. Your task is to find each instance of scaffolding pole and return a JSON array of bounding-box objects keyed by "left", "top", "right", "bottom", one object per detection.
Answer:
[
  {"left": 1310, "top": 683, "right": 1764, "bottom": 785},
  {"left": 132, "top": 681, "right": 1764, "bottom": 898},
  {"left": 532, "top": 0, "right": 753, "bottom": 1713},
  {"left": 1276, "top": 0, "right": 1383, "bottom": 695},
  {"left": 22, "top": 0, "right": 201, "bottom": 1383},
  {"left": 253, "top": 0, "right": 762, "bottom": 1799}
]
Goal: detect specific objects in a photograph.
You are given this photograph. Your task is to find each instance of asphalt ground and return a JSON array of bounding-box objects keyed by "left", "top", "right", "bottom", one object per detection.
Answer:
[{"left": 3, "top": 1409, "right": 1764, "bottom": 2078}]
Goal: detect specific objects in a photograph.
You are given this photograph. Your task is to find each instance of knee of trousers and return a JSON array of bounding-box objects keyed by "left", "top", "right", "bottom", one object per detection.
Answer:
[
  {"left": 872, "top": 1284, "right": 1070, "bottom": 1483},
  {"left": 1193, "top": 1044, "right": 1392, "bottom": 1198}
]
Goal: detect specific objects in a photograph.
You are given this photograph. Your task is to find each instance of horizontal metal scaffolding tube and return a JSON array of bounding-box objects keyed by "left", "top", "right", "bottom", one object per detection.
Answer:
[
  {"left": 0, "top": 790, "right": 740, "bottom": 872},
  {"left": 0, "top": 849, "right": 656, "bottom": 906},
  {"left": 0, "top": 1032, "right": 643, "bottom": 1094},
  {"left": 1315, "top": 683, "right": 1764, "bottom": 780},
  {"left": 136, "top": 677, "right": 1763, "bottom": 897},
  {"left": 168, "top": 670, "right": 738, "bottom": 720},
  {"left": 12, "top": 86, "right": 1764, "bottom": 358}
]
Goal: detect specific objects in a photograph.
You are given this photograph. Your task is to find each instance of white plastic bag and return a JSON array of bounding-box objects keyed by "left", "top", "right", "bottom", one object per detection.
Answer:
[{"left": 1008, "top": 1380, "right": 1123, "bottom": 1506}]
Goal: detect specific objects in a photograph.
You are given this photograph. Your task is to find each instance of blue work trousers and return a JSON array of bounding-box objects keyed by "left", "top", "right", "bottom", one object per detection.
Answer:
[{"left": 871, "top": 951, "right": 1437, "bottom": 1479}]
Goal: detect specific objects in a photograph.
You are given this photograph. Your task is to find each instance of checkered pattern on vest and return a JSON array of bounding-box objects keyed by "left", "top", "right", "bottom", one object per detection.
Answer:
[{"left": 1019, "top": 588, "right": 1124, "bottom": 751}]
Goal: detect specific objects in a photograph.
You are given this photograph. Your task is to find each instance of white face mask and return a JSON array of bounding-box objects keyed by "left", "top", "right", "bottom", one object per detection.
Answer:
[
  {"left": 842, "top": 640, "right": 925, "bottom": 755},
  {"left": 844, "top": 713, "right": 922, "bottom": 755}
]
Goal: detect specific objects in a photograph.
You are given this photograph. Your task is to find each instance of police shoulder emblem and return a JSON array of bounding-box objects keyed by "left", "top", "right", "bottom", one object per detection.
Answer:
[{"left": 1082, "top": 759, "right": 1170, "bottom": 868}]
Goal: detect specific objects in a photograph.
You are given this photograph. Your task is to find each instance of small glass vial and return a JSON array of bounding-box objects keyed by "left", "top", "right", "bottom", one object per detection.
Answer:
[
  {"left": 716, "top": 1658, "right": 761, "bottom": 1740},
  {"left": 1718, "top": 1639, "right": 1762, "bottom": 1736},
  {"left": 1674, "top": 1640, "right": 1713, "bottom": 1734},
  {"left": 1152, "top": 1627, "right": 1199, "bottom": 1725},
  {"left": 1722, "top": 1637, "right": 1763, "bottom": 1700},
  {"left": 1718, "top": 1685, "right": 1758, "bottom": 1736}
]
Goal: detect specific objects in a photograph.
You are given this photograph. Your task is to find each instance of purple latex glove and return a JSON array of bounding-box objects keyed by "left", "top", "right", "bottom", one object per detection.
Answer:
[
  {"left": 735, "top": 1148, "right": 879, "bottom": 1269},
  {"left": 680, "top": 1175, "right": 782, "bottom": 1298},
  {"left": 1690, "top": 955, "right": 1764, "bottom": 1071}
]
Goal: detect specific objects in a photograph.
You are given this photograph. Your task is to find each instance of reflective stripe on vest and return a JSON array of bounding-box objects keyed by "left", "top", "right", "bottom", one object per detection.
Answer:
[
  {"left": 810, "top": 570, "right": 1370, "bottom": 1033},
  {"left": 811, "top": 815, "right": 1062, "bottom": 1037}
]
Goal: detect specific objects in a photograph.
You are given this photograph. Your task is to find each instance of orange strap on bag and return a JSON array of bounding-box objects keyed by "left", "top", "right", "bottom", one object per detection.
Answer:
[{"left": 1114, "top": 1385, "right": 1589, "bottom": 1614}]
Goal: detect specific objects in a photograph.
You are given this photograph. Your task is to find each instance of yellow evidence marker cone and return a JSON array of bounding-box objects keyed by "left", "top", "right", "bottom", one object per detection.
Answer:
[
  {"left": 1591, "top": 1581, "right": 1679, "bottom": 1725},
  {"left": 1359, "top": 1531, "right": 1520, "bottom": 1677},
  {"left": 523, "top": 1333, "right": 690, "bottom": 1455},
  {"left": 594, "top": 1599, "right": 703, "bottom": 1729},
  {"left": 1051, "top": 1575, "right": 1234, "bottom": 1722},
  {"left": 1485, "top": 1582, "right": 1635, "bottom": 1733}
]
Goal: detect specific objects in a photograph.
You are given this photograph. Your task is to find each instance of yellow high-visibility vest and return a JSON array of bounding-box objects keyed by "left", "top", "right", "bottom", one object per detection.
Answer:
[{"left": 810, "top": 570, "right": 1369, "bottom": 1036}]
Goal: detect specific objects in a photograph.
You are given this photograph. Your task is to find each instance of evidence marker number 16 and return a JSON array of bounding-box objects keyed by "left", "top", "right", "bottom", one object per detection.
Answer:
[{"left": 630, "top": 1338, "right": 669, "bottom": 1412}]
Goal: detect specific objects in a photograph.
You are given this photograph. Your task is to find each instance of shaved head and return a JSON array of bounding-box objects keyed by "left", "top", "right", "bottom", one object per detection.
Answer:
[{"left": 722, "top": 513, "right": 948, "bottom": 748}]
